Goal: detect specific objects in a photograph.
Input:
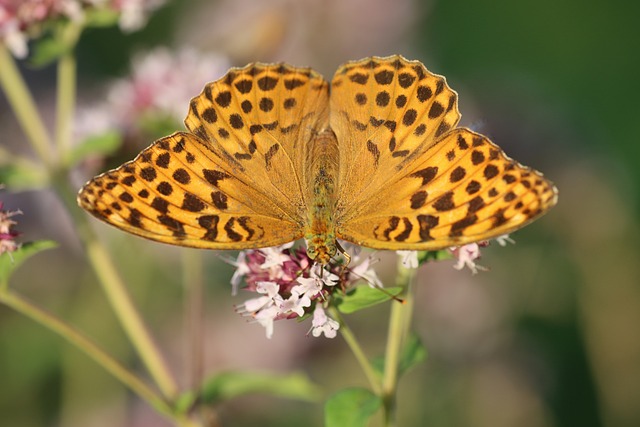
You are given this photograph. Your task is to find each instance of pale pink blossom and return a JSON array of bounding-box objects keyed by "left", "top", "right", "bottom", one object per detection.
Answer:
[
  {"left": 0, "top": 196, "right": 21, "bottom": 256},
  {"left": 0, "top": 0, "right": 166, "bottom": 58},
  {"left": 228, "top": 243, "right": 375, "bottom": 338},
  {"left": 75, "top": 47, "right": 230, "bottom": 142},
  {"left": 450, "top": 243, "right": 487, "bottom": 275},
  {"left": 397, "top": 250, "right": 419, "bottom": 268},
  {"left": 310, "top": 306, "right": 339, "bottom": 339}
]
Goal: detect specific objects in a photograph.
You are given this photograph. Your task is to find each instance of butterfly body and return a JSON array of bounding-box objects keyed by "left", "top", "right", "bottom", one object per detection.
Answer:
[
  {"left": 305, "top": 129, "right": 340, "bottom": 264},
  {"left": 78, "top": 56, "right": 557, "bottom": 263}
]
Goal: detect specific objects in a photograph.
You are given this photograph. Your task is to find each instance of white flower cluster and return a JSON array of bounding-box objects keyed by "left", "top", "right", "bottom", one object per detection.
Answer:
[
  {"left": 235, "top": 258, "right": 340, "bottom": 340},
  {"left": 0, "top": 0, "right": 166, "bottom": 58},
  {"left": 75, "top": 47, "right": 229, "bottom": 142}
]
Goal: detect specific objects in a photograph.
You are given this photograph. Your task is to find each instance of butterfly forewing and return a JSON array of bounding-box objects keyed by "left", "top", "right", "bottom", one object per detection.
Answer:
[
  {"left": 185, "top": 62, "right": 330, "bottom": 213},
  {"left": 78, "top": 133, "right": 303, "bottom": 249},
  {"left": 329, "top": 56, "right": 461, "bottom": 215}
]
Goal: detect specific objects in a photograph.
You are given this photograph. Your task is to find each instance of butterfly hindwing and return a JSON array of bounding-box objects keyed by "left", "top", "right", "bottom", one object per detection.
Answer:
[{"left": 336, "top": 129, "right": 558, "bottom": 250}]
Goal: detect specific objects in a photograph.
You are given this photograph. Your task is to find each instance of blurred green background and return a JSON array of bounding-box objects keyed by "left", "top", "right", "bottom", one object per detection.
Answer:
[{"left": 1, "top": 0, "right": 639, "bottom": 426}]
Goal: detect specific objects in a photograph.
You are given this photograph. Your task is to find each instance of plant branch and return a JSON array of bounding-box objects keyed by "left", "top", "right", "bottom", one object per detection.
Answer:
[
  {"left": 182, "top": 248, "right": 204, "bottom": 391},
  {"left": 0, "top": 288, "right": 172, "bottom": 416},
  {"left": 381, "top": 259, "right": 417, "bottom": 427},
  {"left": 53, "top": 176, "right": 180, "bottom": 400},
  {"left": 0, "top": 45, "right": 53, "bottom": 167},
  {"left": 330, "top": 306, "right": 382, "bottom": 395},
  {"left": 55, "top": 52, "right": 76, "bottom": 162}
]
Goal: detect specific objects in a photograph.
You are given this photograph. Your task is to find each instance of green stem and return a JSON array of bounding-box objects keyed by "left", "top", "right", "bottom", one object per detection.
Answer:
[
  {"left": 0, "top": 288, "right": 172, "bottom": 417},
  {"left": 0, "top": 45, "right": 53, "bottom": 167},
  {"left": 381, "top": 259, "right": 417, "bottom": 427},
  {"left": 53, "top": 176, "right": 179, "bottom": 400},
  {"left": 329, "top": 306, "right": 382, "bottom": 395},
  {"left": 182, "top": 249, "right": 204, "bottom": 391},
  {"left": 54, "top": 22, "right": 82, "bottom": 163},
  {"left": 55, "top": 51, "right": 76, "bottom": 162}
]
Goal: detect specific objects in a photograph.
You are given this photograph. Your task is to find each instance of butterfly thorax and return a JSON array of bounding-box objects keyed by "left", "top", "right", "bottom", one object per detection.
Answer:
[{"left": 305, "top": 129, "right": 340, "bottom": 264}]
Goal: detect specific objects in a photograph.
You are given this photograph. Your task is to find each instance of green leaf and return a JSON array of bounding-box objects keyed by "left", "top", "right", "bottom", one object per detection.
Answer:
[
  {"left": 336, "top": 285, "right": 403, "bottom": 314},
  {"left": 0, "top": 162, "right": 48, "bottom": 191},
  {"left": 372, "top": 332, "right": 427, "bottom": 377},
  {"left": 0, "top": 241, "right": 58, "bottom": 287},
  {"left": 174, "top": 390, "right": 196, "bottom": 415},
  {"left": 29, "top": 36, "right": 71, "bottom": 67},
  {"left": 201, "top": 370, "right": 322, "bottom": 404},
  {"left": 67, "top": 131, "right": 123, "bottom": 166},
  {"left": 324, "top": 388, "right": 382, "bottom": 427},
  {"left": 137, "top": 113, "right": 183, "bottom": 140},
  {"left": 84, "top": 8, "right": 120, "bottom": 28},
  {"left": 419, "top": 249, "right": 452, "bottom": 264}
]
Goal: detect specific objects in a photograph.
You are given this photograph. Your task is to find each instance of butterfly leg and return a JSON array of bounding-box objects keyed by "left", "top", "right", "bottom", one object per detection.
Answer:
[{"left": 336, "top": 241, "right": 351, "bottom": 279}]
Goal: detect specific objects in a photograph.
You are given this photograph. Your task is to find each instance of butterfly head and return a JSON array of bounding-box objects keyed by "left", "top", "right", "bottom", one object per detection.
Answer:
[{"left": 305, "top": 236, "right": 337, "bottom": 265}]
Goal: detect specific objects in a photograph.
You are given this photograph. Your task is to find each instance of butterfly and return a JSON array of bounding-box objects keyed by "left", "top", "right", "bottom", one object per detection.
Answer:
[{"left": 77, "top": 55, "right": 558, "bottom": 264}]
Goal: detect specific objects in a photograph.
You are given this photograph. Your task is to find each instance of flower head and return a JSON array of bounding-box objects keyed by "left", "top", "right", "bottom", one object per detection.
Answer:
[
  {"left": 228, "top": 243, "right": 373, "bottom": 339},
  {"left": 75, "top": 47, "right": 229, "bottom": 143},
  {"left": 0, "top": 1, "right": 167, "bottom": 58},
  {"left": 0, "top": 195, "right": 21, "bottom": 256},
  {"left": 449, "top": 236, "right": 512, "bottom": 274},
  {"left": 229, "top": 235, "right": 513, "bottom": 337},
  {"left": 450, "top": 243, "right": 486, "bottom": 274},
  {"left": 310, "top": 306, "right": 339, "bottom": 338}
]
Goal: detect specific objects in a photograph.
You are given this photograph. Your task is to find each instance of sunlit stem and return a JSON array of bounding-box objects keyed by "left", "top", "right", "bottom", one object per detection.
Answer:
[
  {"left": 182, "top": 248, "right": 204, "bottom": 391},
  {"left": 55, "top": 23, "right": 82, "bottom": 163},
  {"left": 382, "top": 258, "right": 416, "bottom": 427},
  {"left": 0, "top": 45, "right": 53, "bottom": 167},
  {"left": 329, "top": 306, "right": 382, "bottom": 395},
  {"left": 0, "top": 288, "right": 173, "bottom": 417}
]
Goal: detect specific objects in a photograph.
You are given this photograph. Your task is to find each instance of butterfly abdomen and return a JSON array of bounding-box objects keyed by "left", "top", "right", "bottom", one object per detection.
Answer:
[{"left": 305, "top": 129, "right": 340, "bottom": 264}]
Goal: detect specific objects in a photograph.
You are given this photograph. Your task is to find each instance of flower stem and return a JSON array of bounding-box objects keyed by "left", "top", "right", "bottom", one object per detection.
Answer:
[
  {"left": 329, "top": 306, "right": 382, "bottom": 395},
  {"left": 53, "top": 176, "right": 179, "bottom": 400},
  {"left": 0, "top": 288, "right": 172, "bottom": 417},
  {"left": 0, "top": 45, "right": 53, "bottom": 167},
  {"left": 182, "top": 248, "right": 204, "bottom": 391},
  {"left": 55, "top": 51, "right": 76, "bottom": 162},
  {"left": 381, "top": 260, "right": 417, "bottom": 427},
  {"left": 54, "top": 22, "right": 82, "bottom": 163}
]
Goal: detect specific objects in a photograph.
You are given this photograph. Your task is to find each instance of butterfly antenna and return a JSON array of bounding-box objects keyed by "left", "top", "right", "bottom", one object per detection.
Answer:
[{"left": 340, "top": 261, "right": 405, "bottom": 304}]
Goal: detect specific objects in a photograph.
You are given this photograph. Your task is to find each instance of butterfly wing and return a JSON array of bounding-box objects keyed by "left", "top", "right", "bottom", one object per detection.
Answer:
[
  {"left": 185, "top": 62, "right": 330, "bottom": 214},
  {"left": 336, "top": 128, "right": 558, "bottom": 250},
  {"left": 330, "top": 55, "right": 461, "bottom": 210},
  {"left": 78, "top": 62, "right": 330, "bottom": 249},
  {"left": 78, "top": 133, "right": 303, "bottom": 249},
  {"left": 330, "top": 55, "right": 557, "bottom": 249}
]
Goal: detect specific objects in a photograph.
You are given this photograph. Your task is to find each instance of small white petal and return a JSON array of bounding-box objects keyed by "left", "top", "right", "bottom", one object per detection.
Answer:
[
  {"left": 254, "top": 305, "right": 279, "bottom": 339},
  {"left": 4, "top": 25, "right": 28, "bottom": 59},
  {"left": 256, "top": 281, "right": 280, "bottom": 298},
  {"left": 259, "top": 244, "right": 293, "bottom": 269},
  {"left": 495, "top": 234, "right": 515, "bottom": 246},
  {"left": 310, "top": 307, "right": 340, "bottom": 338},
  {"left": 228, "top": 251, "right": 250, "bottom": 295},
  {"left": 349, "top": 256, "right": 384, "bottom": 287},
  {"left": 277, "top": 293, "right": 310, "bottom": 317},
  {"left": 397, "top": 250, "right": 419, "bottom": 268},
  {"left": 241, "top": 295, "right": 272, "bottom": 313},
  {"left": 450, "top": 243, "right": 486, "bottom": 274}
]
